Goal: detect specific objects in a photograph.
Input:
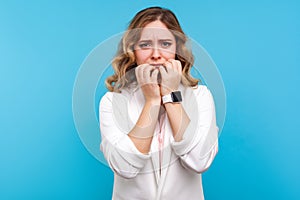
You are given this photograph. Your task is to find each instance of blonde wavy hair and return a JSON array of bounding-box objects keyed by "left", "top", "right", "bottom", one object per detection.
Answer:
[{"left": 105, "top": 7, "right": 199, "bottom": 92}]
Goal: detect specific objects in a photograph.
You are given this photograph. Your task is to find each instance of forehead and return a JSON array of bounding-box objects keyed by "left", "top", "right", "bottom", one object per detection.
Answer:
[{"left": 139, "top": 20, "right": 175, "bottom": 40}]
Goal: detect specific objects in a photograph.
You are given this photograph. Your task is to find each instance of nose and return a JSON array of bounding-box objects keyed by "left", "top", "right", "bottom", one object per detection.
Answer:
[{"left": 151, "top": 46, "right": 161, "bottom": 60}]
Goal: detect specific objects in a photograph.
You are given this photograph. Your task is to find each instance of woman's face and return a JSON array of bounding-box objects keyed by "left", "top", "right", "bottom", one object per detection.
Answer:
[{"left": 134, "top": 20, "right": 176, "bottom": 66}]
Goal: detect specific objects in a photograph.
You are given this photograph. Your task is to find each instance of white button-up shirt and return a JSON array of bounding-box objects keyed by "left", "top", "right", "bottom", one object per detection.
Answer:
[{"left": 99, "top": 84, "right": 219, "bottom": 200}]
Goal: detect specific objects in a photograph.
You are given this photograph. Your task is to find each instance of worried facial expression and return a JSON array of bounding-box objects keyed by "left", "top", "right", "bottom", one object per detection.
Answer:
[{"left": 134, "top": 20, "right": 176, "bottom": 66}]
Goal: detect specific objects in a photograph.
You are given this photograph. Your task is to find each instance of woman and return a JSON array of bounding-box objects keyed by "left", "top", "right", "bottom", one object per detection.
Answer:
[{"left": 99, "top": 7, "right": 219, "bottom": 200}]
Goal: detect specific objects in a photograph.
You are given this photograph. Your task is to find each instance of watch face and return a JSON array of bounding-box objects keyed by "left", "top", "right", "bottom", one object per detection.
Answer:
[{"left": 171, "top": 91, "right": 182, "bottom": 102}]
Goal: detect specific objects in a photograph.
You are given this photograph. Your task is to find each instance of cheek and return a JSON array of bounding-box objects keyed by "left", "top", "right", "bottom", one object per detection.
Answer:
[
  {"left": 161, "top": 48, "right": 176, "bottom": 59},
  {"left": 163, "top": 52, "right": 176, "bottom": 59},
  {"left": 134, "top": 50, "right": 152, "bottom": 65}
]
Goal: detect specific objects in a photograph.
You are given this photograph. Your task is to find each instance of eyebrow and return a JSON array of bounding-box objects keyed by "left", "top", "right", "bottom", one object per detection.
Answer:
[{"left": 138, "top": 39, "right": 174, "bottom": 42}]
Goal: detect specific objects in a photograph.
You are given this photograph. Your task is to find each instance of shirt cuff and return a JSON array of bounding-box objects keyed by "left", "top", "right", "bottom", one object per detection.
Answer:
[{"left": 116, "top": 134, "right": 151, "bottom": 169}]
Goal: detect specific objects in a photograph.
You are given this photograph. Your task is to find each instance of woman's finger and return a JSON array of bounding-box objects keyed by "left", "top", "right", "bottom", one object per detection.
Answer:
[
  {"left": 151, "top": 68, "right": 159, "bottom": 83},
  {"left": 168, "top": 59, "right": 180, "bottom": 74},
  {"left": 135, "top": 65, "right": 142, "bottom": 83},
  {"left": 135, "top": 64, "right": 149, "bottom": 84},
  {"left": 143, "top": 65, "right": 152, "bottom": 81},
  {"left": 159, "top": 65, "right": 168, "bottom": 78},
  {"left": 175, "top": 60, "right": 182, "bottom": 75},
  {"left": 163, "top": 60, "right": 173, "bottom": 73}
]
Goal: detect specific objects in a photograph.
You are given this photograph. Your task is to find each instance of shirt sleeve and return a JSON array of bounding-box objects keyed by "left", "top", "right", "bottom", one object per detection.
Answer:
[
  {"left": 99, "top": 92, "right": 151, "bottom": 179},
  {"left": 169, "top": 85, "right": 219, "bottom": 173}
]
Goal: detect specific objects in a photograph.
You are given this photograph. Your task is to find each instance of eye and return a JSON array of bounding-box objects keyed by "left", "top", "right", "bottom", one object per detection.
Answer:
[
  {"left": 161, "top": 41, "right": 172, "bottom": 48},
  {"left": 138, "top": 42, "right": 152, "bottom": 49}
]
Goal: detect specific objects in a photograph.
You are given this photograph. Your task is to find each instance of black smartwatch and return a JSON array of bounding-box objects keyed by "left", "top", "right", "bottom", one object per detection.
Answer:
[{"left": 162, "top": 91, "right": 182, "bottom": 104}]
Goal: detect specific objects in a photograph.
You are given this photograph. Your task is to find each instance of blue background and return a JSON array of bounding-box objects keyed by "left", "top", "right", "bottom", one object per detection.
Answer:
[{"left": 1, "top": 0, "right": 299, "bottom": 199}]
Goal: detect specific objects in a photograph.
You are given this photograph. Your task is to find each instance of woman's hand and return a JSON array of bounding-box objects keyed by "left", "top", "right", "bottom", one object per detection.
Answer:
[
  {"left": 159, "top": 59, "right": 182, "bottom": 96},
  {"left": 135, "top": 64, "right": 161, "bottom": 104}
]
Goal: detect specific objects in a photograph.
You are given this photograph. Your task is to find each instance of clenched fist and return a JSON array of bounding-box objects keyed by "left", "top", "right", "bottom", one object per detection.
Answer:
[
  {"left": 135, "top": 64, "right": 161, "bottom": 104},
  {"left": 159, "top": 59, "right": 182, "bottom": 96}
]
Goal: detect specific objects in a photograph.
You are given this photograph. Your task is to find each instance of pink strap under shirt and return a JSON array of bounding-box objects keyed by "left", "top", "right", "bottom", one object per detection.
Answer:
[{"left": 158, "top": 112, "right": 166, "bottom": 176}]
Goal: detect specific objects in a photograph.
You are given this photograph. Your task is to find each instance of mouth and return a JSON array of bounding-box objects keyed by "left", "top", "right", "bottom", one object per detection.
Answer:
[
  {"left": 150, "top": 64, "right": 164, "bottom": 69},
  {"left": 150, "top": 63, "right": 164, "bottom": 66}
]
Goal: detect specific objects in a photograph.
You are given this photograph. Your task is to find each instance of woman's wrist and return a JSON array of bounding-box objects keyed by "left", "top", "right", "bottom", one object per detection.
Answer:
[
  {"left": 145, "top": 98, "right": 161, "bottom": 105},
  {"left": 160, "top": 86, "right": 179, "bottom": 96}
]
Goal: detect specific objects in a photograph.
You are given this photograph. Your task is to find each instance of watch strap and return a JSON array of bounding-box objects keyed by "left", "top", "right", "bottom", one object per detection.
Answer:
[
  {"left": 162, "top": 91, "right": 182, "bottom": 104},
  {"left": 162, "top": 93, "right": 173, "bottom": 104}
]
